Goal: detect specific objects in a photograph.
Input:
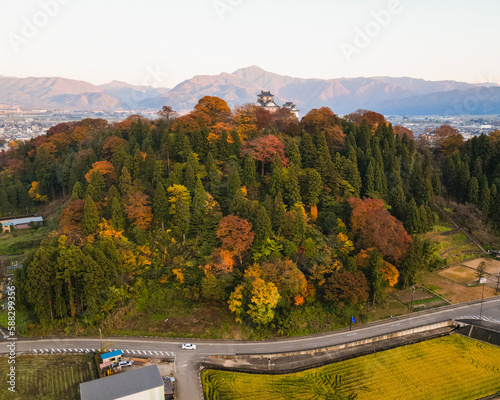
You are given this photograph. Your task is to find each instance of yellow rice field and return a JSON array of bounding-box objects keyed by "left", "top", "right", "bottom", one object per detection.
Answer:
[{"left": 202, "top": 335, "right": 500, "bottom": 400}]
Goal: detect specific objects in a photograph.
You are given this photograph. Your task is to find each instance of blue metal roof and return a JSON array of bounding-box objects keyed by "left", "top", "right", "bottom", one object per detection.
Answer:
[
  {"left": 0, "top": 217, "right": 43, "bottom": 226},
  {"left": 101, "top": 350, "right": 123, "bottom": 359}
]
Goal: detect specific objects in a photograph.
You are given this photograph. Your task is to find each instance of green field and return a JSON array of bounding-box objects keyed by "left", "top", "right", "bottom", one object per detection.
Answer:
[
  {"left": 0, "top": 355, "right": 97, "bottom": 400},
  {"left": 202, "top": 335, "right": 500, "bottom": 400}
]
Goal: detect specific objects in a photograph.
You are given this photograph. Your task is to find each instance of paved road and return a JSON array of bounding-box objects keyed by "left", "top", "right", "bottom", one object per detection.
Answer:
[{"left": 2, "top": 297, "right": 500, "bottom": 400}]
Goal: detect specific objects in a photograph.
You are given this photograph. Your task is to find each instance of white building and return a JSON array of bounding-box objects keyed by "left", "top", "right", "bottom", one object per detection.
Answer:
[
  {"left": 255, "top": 90, "right": 280, "bottom": 113},
  {"left": 282, "top": 101, "right": 300, "bottom": 119}
]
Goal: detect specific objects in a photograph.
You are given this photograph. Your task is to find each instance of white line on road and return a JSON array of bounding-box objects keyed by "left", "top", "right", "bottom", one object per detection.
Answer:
[
  {"left": 154, "top": 351, "right": 158, "bottom": 355},
  {"left": 132, "top": 350, "right": 136, "bottom": 354},
  {"left": 148, "top": 351, "right": 153, "bottom": 355}
]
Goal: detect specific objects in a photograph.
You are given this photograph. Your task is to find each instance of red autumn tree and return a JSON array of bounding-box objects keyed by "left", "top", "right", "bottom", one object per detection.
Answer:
[
  {"left": 432, "top": 124, "right": 464, "bottom": 154},
  {"left": 194, "top": 96, "right": 231, "bottom": 126},
  {"left": 348, "top": 197, "right": 412, "bottom": 265},
  {"left": 241, "top": 135, "right": 288, "bottom": 176},
  {"left": 393, "top": 125, "right": 414, "bottom": 139},
  {"left": 216, "top": 215, "right": 255, "bottom": 263},
  {"left": 255, "top": 107, "right": 274, "bottom": 131},
  {"left": 323, "top": 269, "right": 370, "bottom": 306}
]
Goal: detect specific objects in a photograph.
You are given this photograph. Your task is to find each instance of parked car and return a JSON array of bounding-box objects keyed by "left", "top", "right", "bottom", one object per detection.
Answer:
[
  {"left": 181, "top": 343, "right": 196, "bottom": 350},
  {"left": 119, "top": 361, "right": 133, "bottom": 367}
]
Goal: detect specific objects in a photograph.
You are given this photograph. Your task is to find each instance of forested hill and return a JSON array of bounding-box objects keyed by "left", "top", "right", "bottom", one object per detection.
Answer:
[{"left": 1, "top": 98, "right": 500, "bottom": 333}]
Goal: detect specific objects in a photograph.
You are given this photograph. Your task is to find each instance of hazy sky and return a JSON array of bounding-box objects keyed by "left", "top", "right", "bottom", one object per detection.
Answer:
[{"left": 1, "top": 0, "right": 499, "bottom": 88}]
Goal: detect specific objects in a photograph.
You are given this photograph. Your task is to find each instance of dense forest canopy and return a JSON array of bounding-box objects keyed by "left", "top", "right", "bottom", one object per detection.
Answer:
[{"left": 2, "top": 97, "right": 500, "bottom": 332}]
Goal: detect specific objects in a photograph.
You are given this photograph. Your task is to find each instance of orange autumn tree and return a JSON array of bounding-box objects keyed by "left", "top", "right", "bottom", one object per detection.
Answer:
[
  {"left": 193, "top": 96, "right": 231, "bottom": 126},
  {"left": 216, "top": 215, "right": 255, "bottom": 264},
  {"left": 348, "top": 197, "right": 412, "bottom": 265},
  {"left": 85, "top": 160, "right": 116, "bottom": 185},
  {"left": 233, "top": 104, "right": 258, "bottom": 139},
  {"left": 124, "top": 190, "right": 153, "bottom": 229}
]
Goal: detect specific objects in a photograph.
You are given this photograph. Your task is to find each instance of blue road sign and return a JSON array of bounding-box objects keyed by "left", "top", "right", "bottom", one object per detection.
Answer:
[{"left": 351, "top": 316, "right": 356, "bottom": 324}]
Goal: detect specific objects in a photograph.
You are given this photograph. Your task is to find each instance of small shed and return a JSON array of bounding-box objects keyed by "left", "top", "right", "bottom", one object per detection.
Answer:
[{"left": 101, "top": 350, "right": 123, "bottom": 364}]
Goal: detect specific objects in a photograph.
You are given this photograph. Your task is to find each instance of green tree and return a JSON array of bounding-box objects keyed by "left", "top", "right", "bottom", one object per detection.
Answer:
[
  {"left": 254, "top": 206, "right": 273, "bottom": 250},
  {"left": 82, "top": 196, "right": 99, "bottom": 236},
  {"left": 154, "top": 181, "right": 169, "bottom": 231},
  {"left": 299, "top": 132, "right": 316, "bottom": 169},
  {"left": 286, "top": 139, "right": 302, "bottom": 167},
  {"left": 110, "top": 196, "right": 125, "bottom": 231},
  {"left": 285, "top": 162, "right": 302, "bottom": 206},
  {"left": 119, "top": 166, "right": 132, "bottom": 196},
  {"left": 71, "top": 181, "right": 84, "bottom": 200},
  {"left": 468, "top": 176, "right": 479, "bottom": 205},
  {"left": 191, "top": 177, "right": 207, "bottom": 233},
  {"left": 242, "top": 155, "right": 257, "bottom": 187}
]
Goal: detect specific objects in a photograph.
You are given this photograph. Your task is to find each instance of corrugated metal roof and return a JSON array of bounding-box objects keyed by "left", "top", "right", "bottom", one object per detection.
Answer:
[
  {"left": 0, "top": 217, "right": 43, "bottom": 226},
  {"left": 80, "top": 365, "right": 164, "bottom": 400},
  {"left": 101, "top": 350, "right": 123, "bottom": 360}
]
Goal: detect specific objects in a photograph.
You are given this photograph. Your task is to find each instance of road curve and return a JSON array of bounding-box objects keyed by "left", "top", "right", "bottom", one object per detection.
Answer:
[{"left": 3, "top": 297, "right": 500, "bottom": 400}]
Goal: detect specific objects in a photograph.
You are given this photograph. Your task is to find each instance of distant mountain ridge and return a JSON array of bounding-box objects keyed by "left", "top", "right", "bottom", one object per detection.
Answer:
[{"left": 0, "top": 67, "right": 499, "bottom": 115}]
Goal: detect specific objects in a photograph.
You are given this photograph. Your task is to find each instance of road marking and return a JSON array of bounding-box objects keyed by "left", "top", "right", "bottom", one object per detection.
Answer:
[
  {"left": 85, "top": 349, "right": 89, "bottom": 353},
  {"left": 148, "top": 351, "right": 153, "bottom": 355},
  {"left": 63, "top": 349, "right": 67, "bottom": 353},
  {"left": 33, "top": 350, "right": 37, "bottom": 354},
  {"left": 390, "top": 323, "right": 401, "bottom": 327},
  {"left": 132, "top": 350, "right": 136, "bottom": 354},
  {"left": 91, "top": 349, "right": 95, "bottom": 352},
  {"left": 154, "top": 351, "right": 158, "bottom": 355},
  {"left": 346, "top": 333, "right": 357, "bottom": 336},
  {"left": 80, "top": 349, "right": 84, "bottom": 352}
]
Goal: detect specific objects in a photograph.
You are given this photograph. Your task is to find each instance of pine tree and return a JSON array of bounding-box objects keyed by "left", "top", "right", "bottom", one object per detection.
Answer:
[
  {"left": 292, "top": 203, "right": 307, "bottom": 245},
  {"left": 287, "top": 139, "right": 302, "bottom": 167},
  {"left": 363, "top": 158, "right": 375, "bottom": 196},
  {"left": 374, "top": 162, "right": 388, "bottom": 197},
  {"left": 305, "top": 168, "right": 322, "bottom": 207},
  {"left": 131, "top": 148, "right": 144, "bottom": 180},
  {"left": 90, "top": 171, "right": 106, "bottom": 201},
  {"left": 242, "top": 155, "right": 257, "bottom": 187},
  {"left": 183, "top": 163, "right": 196, "bottom": 194},
  {"left": 227, "top": 162, "right": 242, "bottom": 200},
  {"left": 269, "top": 156, "right": 284, "bottom": 198},
  {"left": 82, "top": 196, "right": 99, "bottom": 236},
  {"left": 191, "top": 177, "right": 206, "bottom": 234},
  {"left": 206, "top": 152, "right": 221, "bottom": 196},
  {"left": 119, "top": 166, "right": 132, "bottom": 196},
  {"left": 273, "top": 192, "right": 286, "bottom": 235},
  {"left": 390, "top": 183, "right": 406, "bottom": 222},
  {"left": 468, "top": 176, "right": 479, "bottom": 205},
  {"left": 479, "top": 176, "right": 491, "bottom": 215},
  {"left": 285, "top": 162, "right": 302, "bottom": 206},
  {"left": 299, "top": 132, "right": 316, "bottom": 169},
  {"left": 230, "top": 129, "right": 241, "bottom": 157},
  {"left": 153, "top": 182, "right": 169, "bottom": 231},
  {"left": 405, "top": 197, "right": 421, "bottom": 234},
  {"left": 254, "top": 206, "right": 273, "bottom": 250},
  {"left": 110, "top": 196, "right": 125, "bottom": 230},
  {"left": 71, "top": 181, "right": 84, "bottom": 200},
  {"left": 85, "top": 184, "right": 97, "bottom": 201}
]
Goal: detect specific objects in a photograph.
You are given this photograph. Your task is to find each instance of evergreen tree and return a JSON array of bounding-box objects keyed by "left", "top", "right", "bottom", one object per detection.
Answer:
[
  {"left": 286, "top": 139, "right": 302, "bottom": 167},
  {"left": 269, "top": 156, "right": 284, "bottom": 198},
  {"left": 389, "top": 183, "right": 406, "bottom": 222},
  {"left": 468, "top": 176, "right": 479, "bottom": 205},
  {"left": 206, "top": 152, "right": 221, "bottom": 196},
  {"left": 90, "top": 171, "right": 106, "bottom": 201},
  {"left": 242, "top": 155, "right": 257, "bottom": 187},
  {"left": 374, "top": 162, "right": 388, "bottom": 196},
  {"left": 110, "top": 196, "right": 125, "bottom": 230},
  {"left": 85, "top": 184, "right": 97, "bottom": 201},
  {"left": 119, "top": 166, "right": 132, "bottom": 196},
  {"left": 71, "top": 181, "right": 84, "bottom": 200},
  {"left": 285, "top": 162, "right": 302, "bottom": 206},
  {"left": 153, "top": 182, "right": 169, "bottom": 231},
  {"left": 82, "top": 196, "right": 99, "bottom": 236},
  {"left": 405, "top": 197, "right": 421, "bottom": 234},
  {"left": 299, "top": 132, "right": 316, "bottom": 169},
  {"left": 363, "top": 158, "right": 375, "bottom": 196},
  {"left": 227, "top": 162, "right": 242, "bottom": 200},
  {"left": 273, "top": 192, "right": 286, "bottom": 235},
  {"left": 479, "top": 176, "right": 491, "bottom": 215},
  {"left": 305, "top": 169, "right": 323, "bottom": 206},
  {"left": 292, "top": 203, "right": 307, "bottom": 245},
  {"left": 131, "top": 148, "right": 144, "bottom": 180},
  {"left": 230, "top": 129, "right": 241, "bottom": 157},
  {"left": 183, "top": 163, "right": 196, "bottom": 194},
  {"left": 230, "top": 187, "right": 248, "bottom": 218},
  {"left": 191, "top": 177, "right": 206, "bottom": 233},
  {"left": 254, "top": 206, "right": 273, "bottom": 250}
]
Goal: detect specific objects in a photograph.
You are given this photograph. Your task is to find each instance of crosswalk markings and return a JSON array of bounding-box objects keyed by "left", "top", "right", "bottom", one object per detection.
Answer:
[{"left": 32, "top": 348, "right": 176, "bottom": 357}]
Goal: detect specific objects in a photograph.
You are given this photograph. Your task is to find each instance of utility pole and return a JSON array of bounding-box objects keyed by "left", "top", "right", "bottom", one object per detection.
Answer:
[
  {"left": 410, "top": 286, "right": 415, "bottom": 309},
  {"left": 99, "top": 327, "right": 103, "bottom": 351},
  {"left": 496, "top": 271, "right": 500, "bottom": 294}
]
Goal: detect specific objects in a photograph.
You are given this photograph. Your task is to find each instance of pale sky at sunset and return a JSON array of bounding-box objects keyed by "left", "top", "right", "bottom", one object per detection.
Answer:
[{"left": 1, "top": 0, "right": 498, "bottom": 88}]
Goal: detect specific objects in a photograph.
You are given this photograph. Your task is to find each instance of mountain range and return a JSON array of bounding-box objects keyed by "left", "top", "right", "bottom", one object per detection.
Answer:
[{"left": 1, "top": 66, "right": 499, "bottom": 116}]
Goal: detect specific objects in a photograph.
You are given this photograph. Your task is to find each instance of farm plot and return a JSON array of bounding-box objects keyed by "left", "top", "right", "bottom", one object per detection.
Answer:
[
  {"left": 0, "top": 355, "right": 97, "bottom": 400},
  {"left": 202, "top": 335, "right": 500, "bottom": 400}
]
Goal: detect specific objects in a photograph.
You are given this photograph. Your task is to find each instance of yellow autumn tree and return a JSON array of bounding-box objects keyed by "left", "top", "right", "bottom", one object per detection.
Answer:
[{"left": 28, "top": 181, "right": 48, "bottom": 203}]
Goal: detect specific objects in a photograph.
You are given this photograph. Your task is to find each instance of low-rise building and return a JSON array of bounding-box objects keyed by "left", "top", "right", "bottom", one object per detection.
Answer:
[
  {"left": 0, "top": 216, "right": 43, "bottom": 233},
  {"left": 100, "top": 350, "right": 123, "bottom": 364},
  {"left": 80, "top": 364, "right": 164, "bottom": 400}
]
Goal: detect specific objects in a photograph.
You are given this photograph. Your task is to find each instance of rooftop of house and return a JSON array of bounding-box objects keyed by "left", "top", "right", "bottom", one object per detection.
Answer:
[{"left": 80, "top": 365, "right": 164, "bottom": 400}]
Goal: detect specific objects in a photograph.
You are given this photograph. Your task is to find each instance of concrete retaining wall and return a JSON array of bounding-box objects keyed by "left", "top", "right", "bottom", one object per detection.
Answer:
[{"left": 231, "top": 320, "right": 456, "bottom": 359}]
